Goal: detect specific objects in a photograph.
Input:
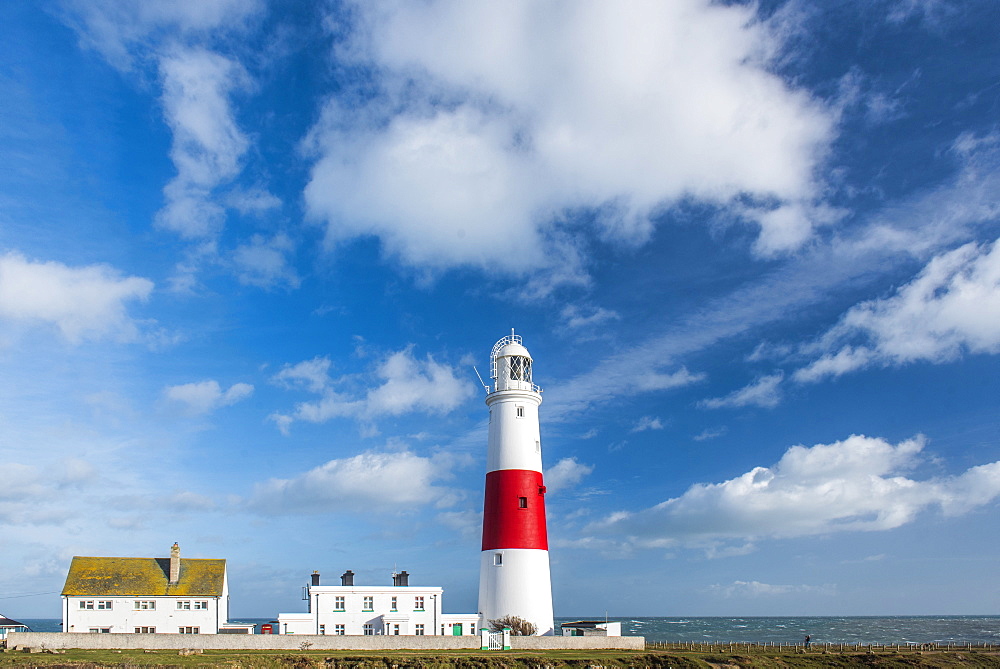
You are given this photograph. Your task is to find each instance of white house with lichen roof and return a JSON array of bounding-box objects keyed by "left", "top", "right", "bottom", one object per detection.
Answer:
[{"left": 61, "top": 543, "right": 253, "bottom": 635}]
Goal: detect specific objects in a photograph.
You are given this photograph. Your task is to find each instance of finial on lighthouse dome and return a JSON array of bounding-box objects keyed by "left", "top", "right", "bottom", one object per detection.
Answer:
[{"left": 489, "top": 328, "right": 540, "bottom": 394}]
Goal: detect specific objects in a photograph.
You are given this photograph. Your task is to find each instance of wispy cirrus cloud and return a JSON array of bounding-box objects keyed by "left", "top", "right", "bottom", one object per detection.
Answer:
[{"left": 699, "top": 373, "right": 784, "bottom": 410}]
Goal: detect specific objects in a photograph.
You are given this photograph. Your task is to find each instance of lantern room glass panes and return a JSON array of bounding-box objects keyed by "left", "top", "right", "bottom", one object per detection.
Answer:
[{"left": 508, "top": 356, "right": 531, "bottom": 382}]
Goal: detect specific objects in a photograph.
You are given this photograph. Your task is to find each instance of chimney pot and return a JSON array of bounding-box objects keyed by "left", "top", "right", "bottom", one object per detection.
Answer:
[
  {"left": 341, "top": 570, "right": 354, "bottom": 586},
  {"left": 393, "top": 570, "right": 409, "bottom": 587},
  {"left": 311, "top": 571, "right": 320, "bottom": 587}
]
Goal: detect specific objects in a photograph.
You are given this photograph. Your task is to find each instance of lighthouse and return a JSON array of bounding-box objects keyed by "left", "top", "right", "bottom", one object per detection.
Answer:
[{"left": 478, "top": 330, "right": 554, "bottom": 636}]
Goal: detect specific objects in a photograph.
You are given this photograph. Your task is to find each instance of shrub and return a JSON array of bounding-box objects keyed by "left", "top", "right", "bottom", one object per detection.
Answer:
[{"left": 488, "top": 615, "right": 537, "bottom": 636}]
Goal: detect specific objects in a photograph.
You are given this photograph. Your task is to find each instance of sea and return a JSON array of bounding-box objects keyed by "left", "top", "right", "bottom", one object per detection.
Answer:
[{"left": 13, "top": 617, "right": 1000, "bottom": 645}]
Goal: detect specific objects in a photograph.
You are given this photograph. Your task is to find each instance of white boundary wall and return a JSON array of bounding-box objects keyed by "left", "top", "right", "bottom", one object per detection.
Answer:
[{"left": 6, "top": 632, "right": 644, "bottom": 651}]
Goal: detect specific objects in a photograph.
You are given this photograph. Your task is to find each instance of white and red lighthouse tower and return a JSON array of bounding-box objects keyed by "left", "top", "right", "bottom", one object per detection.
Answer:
[{"left": 478, "top": 330, "right": 554, "bottom": 636}]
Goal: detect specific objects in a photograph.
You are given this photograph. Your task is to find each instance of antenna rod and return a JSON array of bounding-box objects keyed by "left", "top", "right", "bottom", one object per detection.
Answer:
[{"left": 473, "top": 366, "right": 490, "bottom": 393}]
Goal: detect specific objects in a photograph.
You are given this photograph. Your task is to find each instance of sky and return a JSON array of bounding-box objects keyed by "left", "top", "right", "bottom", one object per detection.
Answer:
[{"left": 1, "top": 0, "right": 999, "bottom": 620}]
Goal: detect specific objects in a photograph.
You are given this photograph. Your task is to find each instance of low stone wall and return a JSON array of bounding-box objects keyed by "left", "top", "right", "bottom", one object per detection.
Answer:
[
  {"left": 7, "top": 632, "right": 643, "bottom": 651},
  {"left": 512, "top": 635, "right": 644, "bottom": 650}
]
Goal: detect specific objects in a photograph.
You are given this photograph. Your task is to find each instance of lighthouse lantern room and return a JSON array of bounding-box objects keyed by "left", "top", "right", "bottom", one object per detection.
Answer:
[{"left": 478, "top": 330, "right": 554, "bottom": 636}]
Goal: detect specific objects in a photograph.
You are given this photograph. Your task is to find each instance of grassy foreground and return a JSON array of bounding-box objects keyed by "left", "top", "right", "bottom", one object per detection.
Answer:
[{"left": 3, "top": 647, "right": 1000, "bottom": 668}]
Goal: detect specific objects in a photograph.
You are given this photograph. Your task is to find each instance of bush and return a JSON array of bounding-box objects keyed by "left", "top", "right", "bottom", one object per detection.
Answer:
[{"left": 488, "top": 615, "right": 537, "bottom": 636}]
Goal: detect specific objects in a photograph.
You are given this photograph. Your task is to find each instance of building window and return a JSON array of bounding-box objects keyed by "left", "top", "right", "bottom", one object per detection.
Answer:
[
  {"left": 518, "top": 496, "right": 528, "bottom": 508},
  {"left": 178, "top": 627, "right": 200, "bottom": 634},
  {"left": 493, "top": 552, "right": 503, "bottom": 566},
  {"left": 362, "top": 596, "right": 374, "bottom": 611},
  {"left": 79, "top": 601, "right": 94, "bottom": 610},
  {"left": 134, "top": 627, "right": 156, "bottom": 634},
  {"left": 319, "top": 625, "right": 326, "bottom": 635},
  {"left": 393, "top": 624, "right": 400, "bottom": 635},
  {"left": 414, "top": 596, "right": 424, "bottom": 611},
  {"left": 391, "top": 596, "right": 397, "bottom": 611},
  {"left": 134, "top": 601, "right": 156, "bottom": 610},
  {"left": 194, "top": 601, "right": 208, "bottom": 610},
  {"left": 97, "top": 601, "right": 112, "bottom": 610},
  {"left": 177, "top": 601, "right": 191, "bottom": 610},
  {"left": 89, "top": 627, "right": 111, "bottom": 633},
  {"left": 363, "top": 624, "right": 374, "bottom": 636},
  {"left": 516, "top": 406, "right": 525, "bottom": 418},
  {"left": 334, "top": 624, "right": 345, "bottom": 636},
  {"left": 334, "top": 596, "right": 345, "bottom": 611},
  {"left": 415, "top": 624, "right": 425, "bottom": 636}
]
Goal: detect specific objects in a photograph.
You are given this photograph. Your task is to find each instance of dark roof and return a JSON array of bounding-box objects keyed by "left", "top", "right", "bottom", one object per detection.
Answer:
[
  {"left": 0, "top": 615, "right": 29, "bottom": 629},
  {"left": 560, "top": 620, "right": 607, "bottom": 627},
  {"left": 62, "top": 556, "right": 226, "bottom": 597}
]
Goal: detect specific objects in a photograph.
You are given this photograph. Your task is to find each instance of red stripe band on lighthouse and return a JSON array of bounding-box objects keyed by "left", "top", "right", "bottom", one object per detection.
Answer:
[{"left": 481, "top": 469, "right": 548, "bottom": 551}]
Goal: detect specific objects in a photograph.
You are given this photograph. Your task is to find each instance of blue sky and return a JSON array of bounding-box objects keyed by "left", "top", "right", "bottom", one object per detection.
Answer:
[{"left": 2, "top": 0, "right": 999, "bottom": 619}]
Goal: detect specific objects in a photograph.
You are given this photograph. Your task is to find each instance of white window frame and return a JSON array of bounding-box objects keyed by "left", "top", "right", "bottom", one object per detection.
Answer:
[
  {"left": 334, "top": 624, "right": 345, "bottom": 636},
  {"left": 414, "top": 596, "right": 424, "bottom": 611},
  {"left": 178, "top": 626, "right": 200, "bottom": 634},
  {"left": 363, "top": 624, "right": 374, "bottom": 636},
  {"left": 79, "top": 600, "right": 94, "bottom": 610},
  {"left": 415, "top": 624, "right": 425, "bottom": 636},
  {"left": 134, "top": 600, "right": 156, "bottom": 610},
  {"left": 362, "top": 595, "right": 374, "bottom": 611},
  {"left": 334, "top": 596, "right": 345, "bottom": 611},
  {"left": 97, "top": 600, "right": 112, "bottom": 610},
  {"left": 177, "top": 600, "right": 191, "bottom": 610},
  {"left": 194, "top": 601, "right": 208, "bottom": 610}
]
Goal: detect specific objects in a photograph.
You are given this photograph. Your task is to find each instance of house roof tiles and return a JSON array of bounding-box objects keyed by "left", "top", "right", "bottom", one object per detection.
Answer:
[{"left": 62, "top": 556, "right": 225, "bottom": 597}]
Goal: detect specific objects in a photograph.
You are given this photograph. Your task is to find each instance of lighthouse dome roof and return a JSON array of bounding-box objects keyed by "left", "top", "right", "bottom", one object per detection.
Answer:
[{"left": 496, "top": 341, "right": 531, "bottom": 360}]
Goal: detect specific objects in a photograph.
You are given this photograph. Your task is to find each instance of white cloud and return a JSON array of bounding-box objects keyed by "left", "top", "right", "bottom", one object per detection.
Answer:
[
  {"left": 708, "top": 580, "right": 836, "bottom": 598},
  {"left": 271, "top": 348, "right": 475, "bottom": 431},
  {"left": 693, "top": 426, "right": 728, "bottom": 442},
  {"left": 249, "top": 450, "right": 454, "bottom": 514},
  {"left": 271, "top": 356, "right": 333, "bottom": 393},
  {"left": 699, "top": 373, "right": 784, "bottom": 409},
  {"left": 231, "top": 233, "right": 300, "bottom": 289},
  {"left": 305, "top": 0, "right": 834, "bottom": 279},
  {"left": 163, "top": 380, "right": 253, "bottom": 415},
  {"left": 60, "top": 0, "right": 264, "bottom": 71},
  {"left": 544, "top": 457, "right": 594, "bottom": 493},
  {"left": 796, "top": 237, "right": 1000, "bottom": 382},
  {"left": 589, "top": 434, "right": 1000, "bottom": 550},
  {"left": 156, "top": 48, "right": 251, "bottom": 240},
  {"left": 631, "top": 416, "right": 665, "bottom": 433},
  {"left": 560, "top": 304, "right": 621, "bottom": 330},
  {"left": 0, "top": 252, "right": 153, "bottom": 343}
]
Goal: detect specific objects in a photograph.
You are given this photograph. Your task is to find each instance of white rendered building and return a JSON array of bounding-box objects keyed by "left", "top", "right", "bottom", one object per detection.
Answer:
[
  {"left": 277, "top": 570, "right": 478, "bottom": 636},
  {"left": 478, "top": 331, "right": 555, "bottom": 636},
  {"left": 61, "top": 543, "right": 253, "bottom": 635}
]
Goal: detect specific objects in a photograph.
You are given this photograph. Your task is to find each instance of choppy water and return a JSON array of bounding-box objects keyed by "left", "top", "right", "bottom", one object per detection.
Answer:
[
  {"left": 16, "top": 617, "right": 1000, "bottom": 644},
  {"left": 555, "top": 617, "right": 1000, "bottom": 645}
]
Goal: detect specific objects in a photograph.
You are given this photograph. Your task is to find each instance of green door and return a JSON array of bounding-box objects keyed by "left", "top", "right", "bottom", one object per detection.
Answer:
[{"left": 452, "top": 623, "right": 463, "bottom": 635}]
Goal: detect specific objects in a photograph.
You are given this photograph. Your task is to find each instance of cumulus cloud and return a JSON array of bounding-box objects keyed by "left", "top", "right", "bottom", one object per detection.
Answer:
[
  {"left": 249, "top": 450, "right": 455, "bottom": 514},
  {"left": 560, "top": 304, "right": 621, "bottom": 330},
  {"left": 796, "top": 237, "right": 1000, "bottom": 382},
  {"left": 270, "top": 348, "right": 474, "bottom": 432},
  {"left": 545, "top": 457, "right": 594, "bottom": 493},
  {"left": 163, "top": 380, "right": 253, "bottom": 415},
  {"left": 588, "top": 434, "right": 1000, "bottom": 551},
  {"left": 0, "top": 252, "right": 153, "bottom": 343},
  {"left": 699, "top": 373, "right": 784, "bottom": 409},
  {"left": 305, "top": 0, "right": 834, "bottom": 280}
]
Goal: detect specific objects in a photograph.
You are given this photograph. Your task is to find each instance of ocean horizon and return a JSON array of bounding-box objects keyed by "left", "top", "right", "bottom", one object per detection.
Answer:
[{"left": 12, "top": 616, "right": 999, "bottom": 645}]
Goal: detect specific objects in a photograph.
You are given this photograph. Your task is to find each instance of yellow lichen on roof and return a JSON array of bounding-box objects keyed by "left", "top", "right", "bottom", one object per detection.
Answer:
[{"left": 62, "top": 556, "right": 225, "bottom": 597}]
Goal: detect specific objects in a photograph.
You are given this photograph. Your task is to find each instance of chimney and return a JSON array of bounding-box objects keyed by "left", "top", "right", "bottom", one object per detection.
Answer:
[
  {"left": 341, "top": 570, "right": 354, "bottom": 586},
  {"left": 169, "top": 543, "right": 180, "bottom": 585},
  {"left": 392, "top": 570, "right": 409, "bottom": 587},
  {"left": 311, "top": 571, "right": 320, "bottom": 587}
]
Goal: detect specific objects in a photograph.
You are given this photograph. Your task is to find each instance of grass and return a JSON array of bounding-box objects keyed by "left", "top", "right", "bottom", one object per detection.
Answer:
[{"left": 3, "top": 647, "right": 1000, "bottom": 668}]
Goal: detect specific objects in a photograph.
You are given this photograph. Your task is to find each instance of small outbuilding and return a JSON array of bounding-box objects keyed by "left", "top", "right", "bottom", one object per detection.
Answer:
[
  {"left": 0, "top": 615, "right": 30, "bottom": 640},
  {"left": 560, "top": 620, "right": 622, "bottom": 637}
]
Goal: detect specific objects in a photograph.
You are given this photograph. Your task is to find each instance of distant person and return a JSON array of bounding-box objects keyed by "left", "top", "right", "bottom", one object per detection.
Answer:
[{"left": 804, "top": 634, "right": 811, "bottom": 649}]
